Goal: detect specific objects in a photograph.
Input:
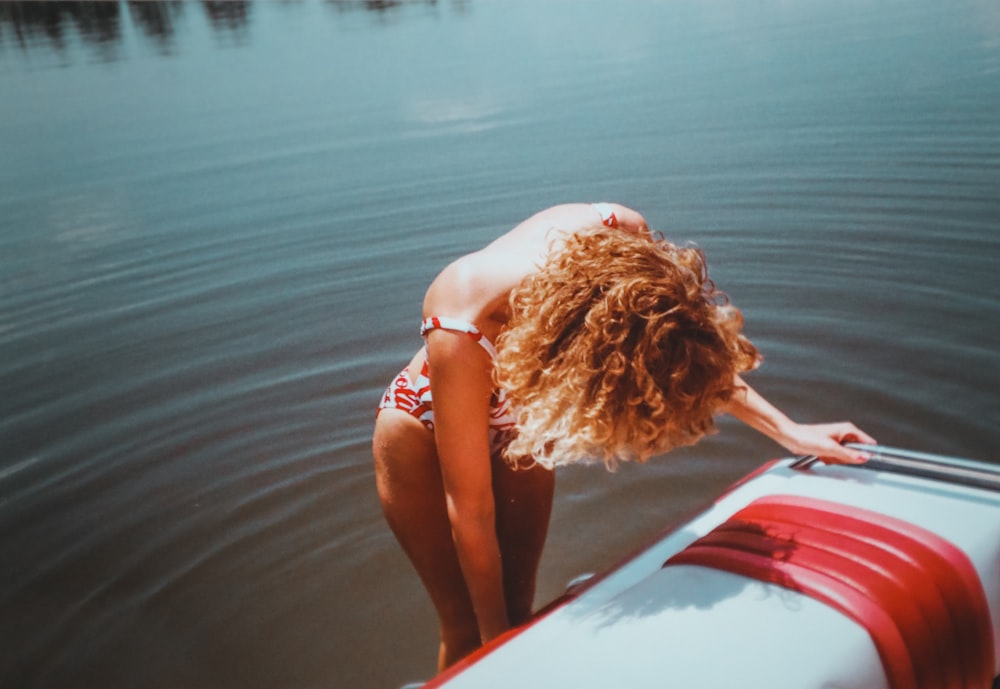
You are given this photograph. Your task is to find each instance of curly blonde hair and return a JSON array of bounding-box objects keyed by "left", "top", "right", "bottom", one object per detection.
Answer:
[{"left": 494, "top": 228, "right": 760, "bottom": 470}]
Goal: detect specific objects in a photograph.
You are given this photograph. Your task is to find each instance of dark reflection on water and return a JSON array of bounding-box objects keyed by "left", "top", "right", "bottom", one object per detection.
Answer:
[
  {"left": 0, "top": 0, "right": 457, "bottom": 60},
  {"left": 0, "top": 1, "right": 998, "bottom": 688},
  {"left": 0, "top": 1, "right": 247, "bottom": 59},
  {"left": 201, "top": 1, "right": 251, "bottom": 35},
  {"left": 0, "top": 1, "right": 123, "bottom": 58},
  {"left": 127, "top": 2, "right": 185, "bottom": 54}
]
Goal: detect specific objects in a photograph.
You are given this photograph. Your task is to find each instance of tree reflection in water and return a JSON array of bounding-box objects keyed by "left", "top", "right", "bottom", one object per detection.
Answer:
[
  {"left": 0, "top": 1, "right": 124, "bottom": 58},
  {"left": 0, "top": 0, "right": 453, "bottom": 60},
  {"left": 127, "top": 1, "right": 185, "bottom": 55},
  {"left": 202, "top": 0, "right": 251, "bottom": 37}
]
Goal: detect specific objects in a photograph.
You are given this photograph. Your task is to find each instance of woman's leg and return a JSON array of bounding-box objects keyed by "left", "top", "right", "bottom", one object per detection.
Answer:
[
  {"left": 373, "top": 409, "right": 479, "bottom": 671},
  {"left": 491, "top": 454, "right": 555, "bottom": 626}
]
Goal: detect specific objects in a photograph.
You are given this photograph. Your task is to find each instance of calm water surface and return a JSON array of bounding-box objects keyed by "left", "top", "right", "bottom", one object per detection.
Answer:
[{"left": 1, "top": 1, "right": 998, "bottom": 687}]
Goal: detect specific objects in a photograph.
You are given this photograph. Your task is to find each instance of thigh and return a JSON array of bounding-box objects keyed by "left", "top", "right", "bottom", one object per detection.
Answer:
[
  {"left": 373, "top": 409, "right": 476, "bottom": 629},
  {"left": 491, "top": 454, "right": 555, "bottom": 625}
]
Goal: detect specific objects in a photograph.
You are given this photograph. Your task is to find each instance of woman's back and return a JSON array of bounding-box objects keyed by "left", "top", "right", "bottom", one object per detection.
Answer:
[{"left": 422, "top": 203, "right": 647, "bottom": 343}]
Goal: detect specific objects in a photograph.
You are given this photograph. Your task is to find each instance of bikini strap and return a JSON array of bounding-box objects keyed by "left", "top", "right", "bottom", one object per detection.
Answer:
[
  {"left": 592, "top": 202, "right": 618, "bottom": 227},
  {"left": 421, "top": 316, "right": 498, "bottom": 359}
]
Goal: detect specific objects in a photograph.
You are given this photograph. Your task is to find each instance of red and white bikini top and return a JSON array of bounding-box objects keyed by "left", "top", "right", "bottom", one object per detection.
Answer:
[
  {"left": 592, "top": 202, "right": 618, "bottom": 227},
  {"left": 421, "top": 317, "right": 516, "bottom": 434},
  {"left": 421, "top": 316, "right": 499, "bottom": 359}
]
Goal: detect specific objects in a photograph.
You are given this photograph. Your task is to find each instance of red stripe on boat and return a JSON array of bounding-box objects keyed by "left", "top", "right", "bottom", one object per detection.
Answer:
[{"left": 664, "top": 495, "right": 994, "bottom": 689}]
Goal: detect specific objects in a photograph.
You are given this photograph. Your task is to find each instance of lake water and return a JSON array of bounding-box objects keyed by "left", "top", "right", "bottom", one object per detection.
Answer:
[{"left": 1, "top": 1, "right": 998, "bottom": 687}]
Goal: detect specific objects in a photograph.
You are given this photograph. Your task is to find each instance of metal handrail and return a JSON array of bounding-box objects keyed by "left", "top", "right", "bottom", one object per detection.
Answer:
[{"left": 790, "top": 443, "right": 1000, "bottom": 492}]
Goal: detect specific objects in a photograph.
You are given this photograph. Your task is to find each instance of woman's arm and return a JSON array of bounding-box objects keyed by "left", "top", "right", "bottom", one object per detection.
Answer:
[
  {"left": 425, "top": 329, "right": 510, "bottom": 642},
  {"left": 722, "top": 375, "right": 876, "bottom": 464}
]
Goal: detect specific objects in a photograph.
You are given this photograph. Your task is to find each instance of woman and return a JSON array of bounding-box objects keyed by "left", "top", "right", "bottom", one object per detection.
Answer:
[{"left": 373, "top": 203, "right": 875, "bottom": 671}]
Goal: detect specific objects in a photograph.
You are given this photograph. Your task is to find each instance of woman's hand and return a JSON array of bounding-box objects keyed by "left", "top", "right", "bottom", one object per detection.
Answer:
[
  {"left": 722, "top": 376, "right": 877, "bottom": 465},
  {"left": 777, "top": 421, "right": 878, "bottom": 465}
]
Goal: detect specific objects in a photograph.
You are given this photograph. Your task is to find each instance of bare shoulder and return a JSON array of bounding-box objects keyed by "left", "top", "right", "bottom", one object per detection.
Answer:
[
  {"left": 422, "top": 202, "right": 650, "bottom": 325},
  {"left": 495, "top": 203, "right": 648, "bottom": 246},
  {"left": 423, "top": 247, "right": 537, "bottom": 326}
]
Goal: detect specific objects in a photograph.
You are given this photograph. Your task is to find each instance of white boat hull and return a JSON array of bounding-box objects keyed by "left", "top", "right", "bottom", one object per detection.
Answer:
[{"left": 423, "top": 446, "right": 1000, "bottom": 689}]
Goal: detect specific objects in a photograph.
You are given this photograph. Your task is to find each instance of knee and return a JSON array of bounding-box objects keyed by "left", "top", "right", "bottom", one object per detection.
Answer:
[
  {"left": 505, "top": 579, "right": 536, "bottom": 627},
  {"left": 438, "top": 617, "right": 480, "bottom": 666},
  {"left": 436, "top": 595, "right": 478, "bottom": 638},
  {"left": 507, "top": 599, "right": 533, "bottom": 627}
]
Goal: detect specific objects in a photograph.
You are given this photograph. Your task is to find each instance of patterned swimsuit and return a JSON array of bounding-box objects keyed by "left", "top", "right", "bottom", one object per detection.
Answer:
[{"left": 377, "top": 317, "right": 517, "bottom": 450}]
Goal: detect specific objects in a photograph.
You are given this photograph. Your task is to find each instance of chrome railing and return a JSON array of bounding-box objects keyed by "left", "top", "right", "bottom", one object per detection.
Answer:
[{"left": 790, "top": 443, "right": 1000, "bottom": 492}]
